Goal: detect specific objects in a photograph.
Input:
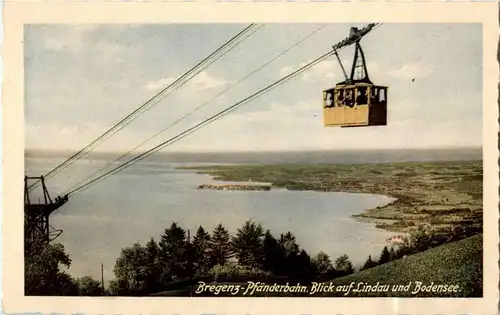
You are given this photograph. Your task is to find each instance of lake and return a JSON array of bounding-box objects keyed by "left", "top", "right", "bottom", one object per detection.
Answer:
[{"left": 26, "top": 156, "right": 399, "bottom": 282}]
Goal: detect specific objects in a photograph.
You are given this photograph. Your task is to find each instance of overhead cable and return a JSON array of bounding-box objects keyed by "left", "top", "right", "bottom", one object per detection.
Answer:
[
  {"left": 67, "top": 22, "right": 383, "bottom": 196},
  {"left": 63, "top": 24, "right": 328, "bottom": 195},
  {"left": 29, "top": 23, "right": 262, "bottom": 191},
  {"left": 67, "top": 49, "right": 341, "bottom": 196}
]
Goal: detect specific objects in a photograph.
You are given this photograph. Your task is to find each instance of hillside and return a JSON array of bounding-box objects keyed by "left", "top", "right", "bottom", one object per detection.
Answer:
[{"left": 323, "top": 234, "right": 482, "bottom": 297}]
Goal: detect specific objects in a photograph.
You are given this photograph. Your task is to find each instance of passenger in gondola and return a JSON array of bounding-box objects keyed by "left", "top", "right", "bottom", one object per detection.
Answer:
[
  {"left": 345, "top": 90, "right": 354, "bottom": 107},
  {"left": 327, "top": 92, "right": 334, "bottom": 108},
  {"left": 337, "top": 90, "right": 344, "bottom": 107},
  {"left": 370, "top": 88, "right": 377, "bottom": 105},
  {"left": 356, "top": 87, "right": 367, "bottom": 105},
  {"left": 324, "top": 92, "right": 333, "bottom": 108}
]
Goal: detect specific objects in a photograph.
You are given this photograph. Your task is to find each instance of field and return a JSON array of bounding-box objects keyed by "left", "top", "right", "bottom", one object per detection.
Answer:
[{"left": 181, "top": 160, "right": 483, "bottom": 233}]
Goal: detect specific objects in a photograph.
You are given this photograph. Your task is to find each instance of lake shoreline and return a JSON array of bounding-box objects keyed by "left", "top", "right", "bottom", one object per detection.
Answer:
[
  {"left": 197, "top": 183, "right": 272, "bottom": 191},
  {"left": 179, "top": 160, "right": 483, "bottom": 234}
]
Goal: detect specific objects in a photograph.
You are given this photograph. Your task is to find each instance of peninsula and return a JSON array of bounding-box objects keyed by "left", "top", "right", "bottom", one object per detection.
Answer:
[
  {"left": 197, "top": 183, "right": 272, "bottom": 191},
  {"left": 181, "top": 160, "right": 483, "bottom": 235}
]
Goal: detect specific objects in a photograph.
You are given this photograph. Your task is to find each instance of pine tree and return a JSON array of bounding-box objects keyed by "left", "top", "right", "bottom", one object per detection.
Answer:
[
  {"left": 158, "top": 222, "right": 188, "bottom": 280},
  {"left": 145, "top": 238, "right": 160, "bottom": 260},
  {"left": 231, "top": 220, "right": 265, "bottom": 268},
  {"left": 296, "top": 249, "right": 314, "bottom": 280},
  {"left": 144, "top": 238, "right": 162, "bottom": 293},
  {"left": 210, "top": 223, "right": 233, "bottom": 266},
  {"left": 389, "top": 247, "right": 397, "bottom": 261},
  {"left": 378, "top": 246, "right": 391, "bottom": 265},
  {"left": 276, "top": 231, "right": 301, "bottom": 277},
  {"left": 262, "top": 230, "right": 280, "bottom": 273},
  {"left": 192, "top": 226, "right": 212, "bottom": 275},
  {"left": 360, "top": 255, "right": 377, "bottom": 271}
]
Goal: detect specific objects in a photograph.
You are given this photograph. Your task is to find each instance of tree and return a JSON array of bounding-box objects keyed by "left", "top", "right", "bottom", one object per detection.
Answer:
[
  {"left": 192, "top": 226, "right": 212, "bottom": 275},
  {"left": 262, "top": 230, "right": 280, "bottom": 273},
  {"left": 210, "top": 224, "right": 233, "bottom": 266},
  {"left": 158, "top": 222, "right": 189, "bottom": 281},
  {"left": 273, "top": 232, "right": 315, "bottom": 281},
  {"left": 112, "top": 243, "right": 150, "bottom": 295},
  {"left": 275, "top": 231, "right": 302, "bottom": 277},
  {"left": 378, "top": 246, "right": 391, "bottom": 265},
  {"left": 295, "top": 249, "right": 314, "bottom": 281},
  {"left": 278, "top": 232, "right": 300, "bottom": 257},
  {"left": 231, "top": 220, "right": 265, "bottom": 268},
  {"left": 209, "top": 263, "right": 270, "bottom": 281},
  {"left": 77, "top": 276, "right": 104, "bottom": 296},
  {"left": 312, "top": 251, "right": 334, "bottom": 275},
  {"left": 144, "top": 238, "right": 162, "bottom": 293},
  {"left": 389, "top": 247, "right": 397, "bottom": 261},
  {"left": 145, "top": 237, "right": 160, "bottom": 259},
  {"left": 334, "top": 254, "right": 354, "bottom": 276},
  {"left": 408, "top": 225, "right": 436, "bottom": 251},
  {"left": 25, "top": 242, "right": 79, "bottom": 296},
  {"left": 360, "top": 255, "right": 378, "bottom": 271}
]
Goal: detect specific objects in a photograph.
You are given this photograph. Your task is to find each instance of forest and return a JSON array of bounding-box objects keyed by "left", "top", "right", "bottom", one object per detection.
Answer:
[{"left": 25, "top": 217, "right": 477, "bottom": 297}]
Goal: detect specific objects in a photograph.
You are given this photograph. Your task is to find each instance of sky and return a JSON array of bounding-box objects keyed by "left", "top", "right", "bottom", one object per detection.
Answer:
[{"left": 24, "top": 23, "right": 483, "bottom": 153}]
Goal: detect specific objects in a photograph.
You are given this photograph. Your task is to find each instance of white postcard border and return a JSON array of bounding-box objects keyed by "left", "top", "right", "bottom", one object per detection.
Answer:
[{"left": 2, "top": 2, "right": 499, "bottom": 314}]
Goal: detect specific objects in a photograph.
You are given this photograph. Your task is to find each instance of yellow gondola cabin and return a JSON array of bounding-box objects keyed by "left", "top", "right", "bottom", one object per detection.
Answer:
[
  {"left": 323, "top": 83, "right": 387, "bottom": 127},
  {"left": 322, "top": 25, "right": 388, "bottom": 128}
]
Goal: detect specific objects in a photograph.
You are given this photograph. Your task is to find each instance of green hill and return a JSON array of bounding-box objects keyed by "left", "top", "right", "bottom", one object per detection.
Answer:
[{"left": 323, "top": 234, "right": 482, "bottom": 297}]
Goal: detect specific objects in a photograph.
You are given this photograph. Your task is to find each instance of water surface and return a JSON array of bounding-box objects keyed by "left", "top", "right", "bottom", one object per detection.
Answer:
[{"left": 26, "top": 157, "right": 397, "bottom": 281}]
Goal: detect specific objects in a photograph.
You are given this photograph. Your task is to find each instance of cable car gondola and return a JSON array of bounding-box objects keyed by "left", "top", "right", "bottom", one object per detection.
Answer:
[{"left": 323, "top": 26, "right": 388, "bottom": 128}]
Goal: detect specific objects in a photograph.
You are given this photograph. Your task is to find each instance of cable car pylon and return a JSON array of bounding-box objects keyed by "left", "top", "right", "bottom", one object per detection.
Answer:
[{"left": 24, "top": 176, "right": 68, "bottom": 251}]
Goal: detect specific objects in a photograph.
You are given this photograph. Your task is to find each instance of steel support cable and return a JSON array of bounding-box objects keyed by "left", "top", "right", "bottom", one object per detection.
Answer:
[
  {"left": 63, "top": 24, "right": 328, "bottom": 195},
  {"left": 67, "top": 49, "right": 343, "bottom": 196},
  {"left": 28, "top": 23, "right": 262, "bottom": 191},
  {"left": 31, "top": 23, "right": 261, "bottom": 190},
  {"left": 67, "top": 23, "right": 383, "bottom": 196}
]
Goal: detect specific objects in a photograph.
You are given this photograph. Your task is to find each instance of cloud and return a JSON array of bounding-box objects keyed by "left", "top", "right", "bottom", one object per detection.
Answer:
[
  {"left": 40, "top": 25, "right": 98, "bottom": 52},
  {"left": 143, "top": 71, "right": 229, "bottom": 93},
  {"left": 367, "top": 61, "right": 380, "bottom": 74},
  {"left": 39, "top": 25, "right": 137, "bottom": 65},
  {"left": 287, "top": 59, "right": 380, "bottom": 83},
  {"left": 172, "top": 106, "right": 481, "bottom": 152},
  {"left": 301, "top": 60, "right": 337, "bottom": 82},
  {"left": 25, "top": 121, "right": 155, "bottom": 153},
  {"left": 388, "top": 62, "right": 434, "bottom": 80},
  {"left": 190, "top": 71, "right": 230, "bottom": 90},
  {"left": 280, "top": 60, "right": 337, "bottom": 83},
  {"left": 43, "top": 35, "right": 82, "bottom": 52},
  {"left": 279, "top": 66, "right": 294, "bottom": 76},
  {"left": 25, "top": 24, "right": 482, "bottom": 153},
  {"left": 143, "top": 77, "right": 177, "bottom": 91}
]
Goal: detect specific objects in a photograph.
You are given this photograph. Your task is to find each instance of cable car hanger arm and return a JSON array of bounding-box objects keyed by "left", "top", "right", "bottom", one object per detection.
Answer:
[
  {"left": 334, "top": 49, "right": 349, "bottom": 82},
  {"left": 332, "top": 23, "right": 378, "bottom": 85},
  {"left": 332, "top": 23, "right": 378, "bottom": 51}
]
